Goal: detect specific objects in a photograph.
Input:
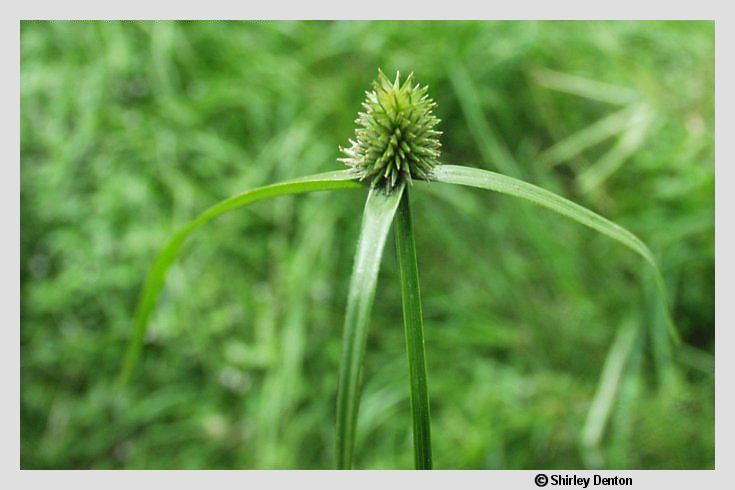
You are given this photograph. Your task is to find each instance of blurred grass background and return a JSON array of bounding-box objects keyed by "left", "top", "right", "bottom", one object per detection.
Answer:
[{"left": 20, "top": 20, "right": 714, "bottom": 469}]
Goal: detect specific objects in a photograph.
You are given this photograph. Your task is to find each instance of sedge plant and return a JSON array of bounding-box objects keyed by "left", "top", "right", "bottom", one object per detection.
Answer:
[{"left": 118, "top": 70, "right": 677, "bottom": 470}]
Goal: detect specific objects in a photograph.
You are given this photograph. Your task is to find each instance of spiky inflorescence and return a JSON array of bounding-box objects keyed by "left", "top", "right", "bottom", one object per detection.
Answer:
[{"left": 339, "top": 70, "right": 442, "bottom": 191}]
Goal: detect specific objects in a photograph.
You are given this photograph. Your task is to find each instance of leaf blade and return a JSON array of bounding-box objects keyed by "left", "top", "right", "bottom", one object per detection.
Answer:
[
  {"left": 336, "top": 184, "right": 405, "bottom": 469},
  {"left": 117, "top": 170, "right": 361, "bottom": 387},
  {"left": 430, "top": 164, "right": 678, "bottom": 343}
]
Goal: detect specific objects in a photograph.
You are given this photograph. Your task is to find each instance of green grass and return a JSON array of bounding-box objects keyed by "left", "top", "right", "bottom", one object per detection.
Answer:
[
  {"left": 111, "top": 70, "right": 676, "bottom": 470},
  {"left": 21, "top": 20, "right": 713, "bottom": 469}
]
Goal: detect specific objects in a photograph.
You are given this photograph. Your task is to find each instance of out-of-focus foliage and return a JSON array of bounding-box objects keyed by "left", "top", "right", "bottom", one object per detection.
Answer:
[{"left": 20, "top": 20, "right": 713, "bottom": 469}]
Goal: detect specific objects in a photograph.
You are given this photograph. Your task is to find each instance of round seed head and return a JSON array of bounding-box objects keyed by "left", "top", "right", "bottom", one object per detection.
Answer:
[{"left": 339, "top": 69, "right": 442, "bottom": 191}]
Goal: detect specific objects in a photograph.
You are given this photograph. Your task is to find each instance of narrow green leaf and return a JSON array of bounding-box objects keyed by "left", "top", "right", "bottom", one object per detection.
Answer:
[
  {"left": 430, "top": 164, "right": 678, "bottom": 343},
  {"left": 576, "top": 105, "right": 654, "bottom": 194},
  {"left": 394, "top": 188, "right": 432, "bottom": 470},
  {"left": 537, "top": 104, "right": 639, "bottom": 169},
  {"left": 336, "top": 183, "right": 405, "bottom": 469},
  {"left": 530, "top": 68, "right": 639, "bottom": 106},
  {"left": 117, "top": 170, "right": 361, "bottom": 387},
  {"left": 447, "top": 58, "right": 521, "bottom": 177},
  {"left": 581, "top": 318, "right": 641, "bottom": 449}
]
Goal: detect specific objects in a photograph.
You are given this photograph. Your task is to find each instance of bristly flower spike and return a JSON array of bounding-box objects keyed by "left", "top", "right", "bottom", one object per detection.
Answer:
[{"left": 339, "top": 69, "right": 442, "bottom": 192}]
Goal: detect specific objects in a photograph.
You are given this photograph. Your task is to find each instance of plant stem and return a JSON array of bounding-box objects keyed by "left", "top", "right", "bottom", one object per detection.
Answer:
[{"left": 394, "top": 188, "right": 433, "bottom": 470}]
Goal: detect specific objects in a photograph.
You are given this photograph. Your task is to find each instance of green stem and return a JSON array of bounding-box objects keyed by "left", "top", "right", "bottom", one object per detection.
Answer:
[{"left": 394, "top": 188, "right": 433, "bottom": 470}]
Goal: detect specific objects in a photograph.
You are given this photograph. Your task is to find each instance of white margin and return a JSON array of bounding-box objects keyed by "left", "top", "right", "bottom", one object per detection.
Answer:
[{"left": 4, "top": 1, "right": 731, "bottom": 488}]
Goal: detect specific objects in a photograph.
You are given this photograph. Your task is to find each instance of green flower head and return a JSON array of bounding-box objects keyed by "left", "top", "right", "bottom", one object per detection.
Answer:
[{"left": 339, "top": 69, "right": 442, "bottom": 191}]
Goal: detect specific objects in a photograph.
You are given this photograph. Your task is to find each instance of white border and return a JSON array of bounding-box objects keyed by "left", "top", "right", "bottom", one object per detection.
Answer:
[
  {"left": 5, "top": 0, "right": 725, "bottom": 20},
  {"left": 5, "top": 1, "right": 731, "bottom": 488}
]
